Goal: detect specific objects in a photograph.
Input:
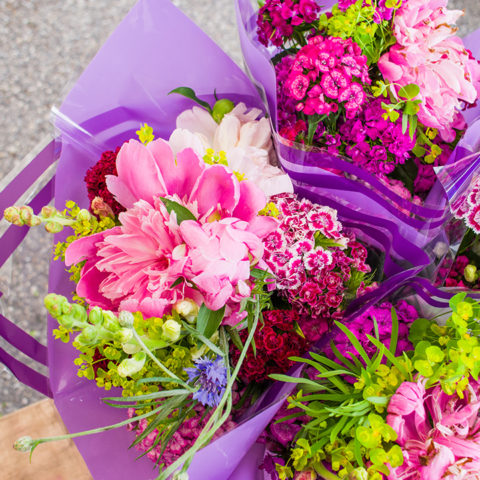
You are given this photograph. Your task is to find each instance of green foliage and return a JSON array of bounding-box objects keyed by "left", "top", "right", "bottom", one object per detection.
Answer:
[
  {"left": 318, "top": 1, "right": 399, "bottom": 65},
  {"left": 272, "top": 314, "right": 412, "bottom": 478},
  {"left": 409, "top": 293, "right": 480, "bottom": 396}
]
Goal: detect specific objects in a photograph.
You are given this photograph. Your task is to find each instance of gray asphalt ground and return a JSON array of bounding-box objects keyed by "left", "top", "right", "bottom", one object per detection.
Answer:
[{"left": 0, "top": 0, "right": 478, "bottom": 416}]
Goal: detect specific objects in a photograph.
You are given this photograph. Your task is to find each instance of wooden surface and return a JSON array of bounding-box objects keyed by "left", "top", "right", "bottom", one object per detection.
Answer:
[{"left": 0, "top": 399, "right": 92, "bottom": 479}]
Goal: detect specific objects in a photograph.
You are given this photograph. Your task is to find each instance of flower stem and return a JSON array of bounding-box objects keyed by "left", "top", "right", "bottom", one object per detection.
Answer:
[
  {"left": 156, "top": 298, "right": 261, "bottom": 479},
  {"left": 131, "top": 329, "right": 193, "bottom": 392}
]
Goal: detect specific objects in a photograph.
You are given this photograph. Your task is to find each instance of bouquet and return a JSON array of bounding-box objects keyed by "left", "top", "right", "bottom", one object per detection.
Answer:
[
  {"left": 235, "top": 0, "right": 480, "bottom": 273},
  {"left": 1, "top": 1, "right": 387, "bottom": 478}
]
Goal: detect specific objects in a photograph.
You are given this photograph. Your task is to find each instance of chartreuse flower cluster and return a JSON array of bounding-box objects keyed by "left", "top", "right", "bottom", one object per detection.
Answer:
[
  {"left": 318, "top": 0, "right": 400, "bottom": 65},
  {"left": 409, "top": 292, "right": 480, "bottom": 396},
  {"left": 271, "top": 311, "right": 410, "bottom": 480}
]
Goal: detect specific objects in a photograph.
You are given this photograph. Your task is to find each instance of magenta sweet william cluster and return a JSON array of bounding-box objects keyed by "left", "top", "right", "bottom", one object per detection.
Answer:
[
  {"left": 256, "top": 0, "right": 321, "bottom": 47},
  {"left": 285, "top": 36, "right": 371, "bottom": 118},
  {"left": 337, "top": 97, "right": 415, "bottom": 175}
]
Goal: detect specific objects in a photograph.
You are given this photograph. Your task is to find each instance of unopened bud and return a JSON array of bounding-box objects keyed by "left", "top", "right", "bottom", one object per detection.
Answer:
[
  {"left": 212, "top": 98, "right": 235, "bottom": 123},
  {"left": 172, "top": 473, "right": 189, "bottom": 480},
  {"left": 122, "top": 343, "right": 141, "bottom": 355},
  {"left": 91, "top": 197, "right": 114, "bottom": 218},
  {"left": 19, "top": 206, "right": 34, "bottom": 224},
  {"left": 76, "top": 325, "right": 99, "bottom": 346},
  {"left": 173, "top": 299, "right": 199, "bottom": 324},
  {"left": 76, "top": 209, "right": 92, "bottom": 222},
  {"left": 115, "top": 327, "right": 134, "bottom": 344},
  {"left": 118, "top": 311, "right": 135, "bottom": 328},
  {"left": 117, "top": 352, "right": 146, "bottom": 377},
  {"left": 41, "top": 206, "right": 56, "bottom": 218},
  {"left": 464, "top": 264, "right": 478, "bottom": 283},
  {"left": 4, "top": 206, "right": 23, "bottom": 225},
  {"left": 102, "top": 311, "right": 120, "bottom": 333},
  {"left": 348, "top": 468, "right": 368, "bottom": 480},
  {"left": 88, "top": 306, "right": 103, "bottom": 325},
  {"left": 44, "top": 294, "right": 67, "bottom": 317},
  {"left": 162, "top": 319, "right": 181, "bottom": 342},
  {"left": 45, "top": 221, "right": 64, "bottom": 233},
  {"left": 13, "top": 436, "right": 34, "bottom": 452}
]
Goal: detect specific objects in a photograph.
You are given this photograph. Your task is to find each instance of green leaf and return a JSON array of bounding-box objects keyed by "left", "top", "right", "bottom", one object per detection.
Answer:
[
  {"left": 389, "top": 308, "right": 399, "bottom": 359},
  {"left": 334, "top": 322, "right": 372, "bottom": 367},
  {"left": 404, "top": 101, "right": 420, "bottom": 116},
  {"left": 168, "top": 87, "right": 212, "bottom": 113},
  {"left": 196, "top": 303, "right": 225, "bottom": 339},
  {"left": 409, "top": 114, "right": 418, "bottom": 140},
  {"left": 398, "top": 83, "right": 420, "bottom": 100},
  {"left": 402, "top": 113, "right": 408, "bottom": 135},
  {"left": 412, "top": 144, "right": 426, "bottom": 157},
  {"left": 182, "top": 322, "right": 224, "bottom": 357},
  {"left": 269, "top": 374, "right": 320, "bottom": 389},
  {"left": 389, "top": 110, "right": 400, "bottom": 122},
  {"left": 159, "top": 197, "right": 196, "bottom": 224}
]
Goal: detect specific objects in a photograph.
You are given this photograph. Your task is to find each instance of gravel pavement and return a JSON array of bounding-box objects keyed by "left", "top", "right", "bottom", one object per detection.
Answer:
[{"left": 0, "top": 0, "right": 479, "bottom": 416}]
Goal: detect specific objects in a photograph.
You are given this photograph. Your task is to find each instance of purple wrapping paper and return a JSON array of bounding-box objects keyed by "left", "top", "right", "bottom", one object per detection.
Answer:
[{"left": 49, "top": 1, "right": 293, "bottom": 478}]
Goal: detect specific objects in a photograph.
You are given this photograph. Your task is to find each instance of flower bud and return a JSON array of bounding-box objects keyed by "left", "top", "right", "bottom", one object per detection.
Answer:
[
  {"left": 172, "top": 473, "right": 189, "bottom": 480},
  {"left": 76, "top": 209, "right": 92, "bottom": 222},
  {"left": 117, "top": 352, "right": 146, "bottom": 377},
  {"left": 44, "top": 294, "right": 67, "bottom": 317},
  {"left": 212, "top": 98, "right": 235, "bottom": 123},
  {"left": 19, "top": 206, "right": 34, "bottom": 224},
  {"left": 118, "top": 311, "right": 135, "bottom": 328},
  {"left": 13, "top": 436, "right": 34, "bottom": 452},
  {"left": 91, "top": 197, "right": 114, "bottom": 218},
  {"left": 173, "top": 299, "right": 199, "bottom": 324},
  {"left": 76, "top": 325, "right": 99, "bottom": 346},
  {"left": 88, "top": 306, "right": 103, "bottom": 325},
  {"left": 102, "top": 311, "right": 120, "bottom": 333},
  {"left": 122, "top": 343, "right": 141, "bottom": 355},
  {"left": 348, "top": 468, "right": 368, "bottom": 480},
  {"left": 464, "top": 264, "right": 478, "bottom": 283},
  {"left": 45, "top": 221, "right": 64, "bottom": 233},
  {"left": 41, "top": 206, "right": 56, "bottom": 218},
  {"left": 3, "top": 206, "right": 23, "bottom": 226},
  {"left": 115, "top": 327, "right": 134, "bottom": 344},
  {"left": 162, "top": 319, "right": 181, "bottom": 342}
]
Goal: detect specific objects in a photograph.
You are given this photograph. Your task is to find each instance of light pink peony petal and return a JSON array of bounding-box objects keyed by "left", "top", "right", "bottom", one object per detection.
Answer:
[
  {"left": 176, "top": 106, "right": 217, "bottom": 143},
  {"left": 213, "top": 114, "right": 241, "bottom": 151}
]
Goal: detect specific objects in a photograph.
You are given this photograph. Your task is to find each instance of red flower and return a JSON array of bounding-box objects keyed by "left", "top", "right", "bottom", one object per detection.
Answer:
[{"left": 84, "top": 146, "right": 125, "bottom": 216}]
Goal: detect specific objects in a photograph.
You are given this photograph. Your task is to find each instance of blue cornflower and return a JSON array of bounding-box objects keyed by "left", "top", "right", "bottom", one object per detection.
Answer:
[{"left": 185, "top": 356, "right": 227, "bottom": 407}]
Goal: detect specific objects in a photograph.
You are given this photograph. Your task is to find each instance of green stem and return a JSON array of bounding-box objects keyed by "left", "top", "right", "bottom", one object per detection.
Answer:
[
  {"left": 131, "top": 329, "right": 193, "bottom": 392},
  {"left": 156, "top": 300, "right": 261, "bottom": 479},
  {"left": 25, "top": 403, "right": 168, "bottom": 451},
  {"left": 315, "top": 462, "right": 341, "bottom": 480}
]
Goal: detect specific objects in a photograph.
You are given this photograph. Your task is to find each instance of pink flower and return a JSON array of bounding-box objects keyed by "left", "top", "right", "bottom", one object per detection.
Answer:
[
  {"left": 66, "top": 140, "right": 277, "bottom": 322},
  {"left": 378, "top": 0, "right": 480, "bottom": 142},
  {"left": 387, "top": 379, "right": 480, "bottom": 479}
]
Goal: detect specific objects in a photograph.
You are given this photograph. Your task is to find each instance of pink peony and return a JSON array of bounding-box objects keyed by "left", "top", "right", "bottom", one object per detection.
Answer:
[
  {"left": 378, "top": 0, "right": 480, "bottom": 142},
  {"left": 387, "top": 379, "right": 480, "bottom": 479},
  {"left": 66, "top": 139, "right": 277, "bottom": 323}
]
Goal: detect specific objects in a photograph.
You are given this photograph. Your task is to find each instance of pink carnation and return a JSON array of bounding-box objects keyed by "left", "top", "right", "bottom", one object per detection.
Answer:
[
  {"left": 66, "top": 139, "right": 277, "bottom": 324},
  {"left": 378, "top": 0, "right": 480, "bottom": 142}
]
